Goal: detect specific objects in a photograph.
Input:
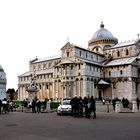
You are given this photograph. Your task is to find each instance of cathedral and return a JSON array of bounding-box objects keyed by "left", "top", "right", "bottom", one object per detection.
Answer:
[{"left": 18, "top": 22, "right": 140, "bottom": 102}]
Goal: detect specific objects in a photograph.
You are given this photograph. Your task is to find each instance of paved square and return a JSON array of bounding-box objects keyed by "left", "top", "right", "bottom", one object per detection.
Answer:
[{"left": 0, "top": 112, "right": 140, "bottom": 140}]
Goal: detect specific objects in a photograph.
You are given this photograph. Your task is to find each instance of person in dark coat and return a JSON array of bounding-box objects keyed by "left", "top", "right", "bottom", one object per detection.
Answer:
[
  {"left": 0, "top": 99, "right": 2, "bottom": 114},
  {"left": 70, "top": 97, "right": 74, "bottom": 116},
  {"left": 79, "top": 97, "right": 83, "bottom": 117},
  {"left": 32, "top": 99, "right": 36, "bottom": 113},
  {"left": 43, "top": 98, "right": 48, "bottom": 111},
  {"left": 136, "top": 98, "right": 140, "bottom": 110},
  {"left": 2, "top": 98, "right": 8, "bottom": 113},
  {"left": 73, "top": 96, "right": 80, "bottom": 117},
  {"left": 112, "top": 99, "right": 115, "bottom": 111},
  {"left": 36, "top": 100, "right": 41, "bottom": 113},
  {"left": 122, "top": 97, "right": 125, "bottom": 108},
  {"left": 82, "top": 96, "right": 88, "bottom": 117},
  {"left": 87, "top": 96, "right": 96, "bottom": 119}
]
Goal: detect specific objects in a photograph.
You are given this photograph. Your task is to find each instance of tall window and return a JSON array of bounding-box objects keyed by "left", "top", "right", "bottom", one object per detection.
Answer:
[
  {"left": 43, "top": 64, "right": 46, "bottom": 69},
  {"left": 78, "top": 64, "right": 80, "bottom": 69},
  {"left": 117, "top": 50, "right": 120, "bottom": 57},
  {"left": 120, "top": 70, "right": 123, "bottom": 75},
  {"left": 109, "top": 71, "right": 111, "bottom": 76},
  {"left": 67, "top": 52, "right": 69, "bottom": 57},
  {"left": 80, "top": 51, "right": 81, "bottom": 56},
  {"left": 33, "top": 66, "right": 36, "bottom": 70},
  {"left": 38, "top": 65, "right": 40, "bottom": 70},
  {"left": 126, "top": 49, "right": 129, "bottom": 55},
  {"left": 86, "top": 53, "right": 87, "bottom": 58}
]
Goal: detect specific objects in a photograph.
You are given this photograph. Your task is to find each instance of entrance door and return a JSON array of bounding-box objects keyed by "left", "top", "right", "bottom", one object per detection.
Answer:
[{"left": 99, "top": 91, "right": 102, "bottom": 101}]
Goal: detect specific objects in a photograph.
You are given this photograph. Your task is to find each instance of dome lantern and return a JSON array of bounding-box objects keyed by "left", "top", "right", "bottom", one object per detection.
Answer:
[{"left": 100, "top": 21, "right": 104, "bottom": 28}]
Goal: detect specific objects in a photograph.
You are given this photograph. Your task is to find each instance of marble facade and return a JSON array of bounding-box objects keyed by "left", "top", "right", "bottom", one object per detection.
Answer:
[{"left": 18, "top": 22, "right": 140, "bottom": 101}]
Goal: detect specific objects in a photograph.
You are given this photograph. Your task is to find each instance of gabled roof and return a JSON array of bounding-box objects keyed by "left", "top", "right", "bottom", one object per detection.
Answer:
[
  {"left": 60, "top": 60, "right": 75, "bottom": 65},
  {"left": 19, "top": 68, "right": 53, "bottom": 77},
  {"left": 61, "top": 42, "right": 74, "bottom": 50},
  {"left": 55, "top": 59, "right": 75, "bottom": 67},
  {"left": 81, "top": 59, "right": 102, "bottom": 66},
  {"left": 31, "top": 55, "right": 61, "bottom": 64},
  {"left": 105, "top": 57, "right": 136, "bottom": 66}
]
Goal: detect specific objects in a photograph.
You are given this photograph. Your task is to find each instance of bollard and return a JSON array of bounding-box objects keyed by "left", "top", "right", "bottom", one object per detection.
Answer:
[
  {"left": 115, "top": 101, "right": 121, "bottom": 113},
  {"left": 132, "top": 100, "right": 138, "bottom": 113}
]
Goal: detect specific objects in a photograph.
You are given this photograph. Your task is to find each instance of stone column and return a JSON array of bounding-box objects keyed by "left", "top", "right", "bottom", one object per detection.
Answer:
[
  {"left": 78, "top": 79, "right": 81, "bottom": 97},
  {"left": 18, "top": 86, "right": 21, "bottom": 100},
  {"left": 52, "top": 81, "right": 55, "bottom": 99},
  {"left": 80, "top": 80, "right": 83, "bottom": 97},
  {"left": 83, "top": 78, "right": 87, "bottom": 97},
  {"left": 91, "top": 81, "right": 94, "bottom": 97},
  {"left": 21, "top": 86, "right": 24, "bottom": 100},
  {"left": 73, "top": 81, "right": 76, "bottom": 97},
  {"left": 61, "top": 84, "right": 63, "bottom": 100}
]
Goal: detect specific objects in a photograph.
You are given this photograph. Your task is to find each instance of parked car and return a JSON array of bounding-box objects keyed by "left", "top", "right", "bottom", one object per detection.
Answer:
[{"left": 57, "top": 99, "right": 72, "bottom": 115}]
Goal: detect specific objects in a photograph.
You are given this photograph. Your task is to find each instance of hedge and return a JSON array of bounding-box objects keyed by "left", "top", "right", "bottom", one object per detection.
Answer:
[{"left": 13, "top": 100, "right": 60, "bottom": 110}]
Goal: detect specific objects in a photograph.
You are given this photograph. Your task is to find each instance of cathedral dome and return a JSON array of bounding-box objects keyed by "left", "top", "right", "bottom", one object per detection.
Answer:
[{"left": 88, "top": 22, "right": 118, "bottom": 45}]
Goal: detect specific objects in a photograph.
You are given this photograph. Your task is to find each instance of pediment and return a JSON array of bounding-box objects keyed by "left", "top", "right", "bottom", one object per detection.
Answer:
[{"left": 61, "top": 42, "right": 74, "bottom": 50}]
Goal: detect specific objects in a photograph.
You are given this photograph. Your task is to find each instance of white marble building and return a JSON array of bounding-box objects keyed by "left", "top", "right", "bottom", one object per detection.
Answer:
[
  {"left": 0, "top": 65, "right": 6, "bottom": 100},
  {"left": 18, "top": 22, "right": 140, "bottom": 101}
]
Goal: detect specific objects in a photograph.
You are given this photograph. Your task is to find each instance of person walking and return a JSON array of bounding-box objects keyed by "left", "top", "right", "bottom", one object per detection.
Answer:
[
  {"left": 87, "top": 96, "right": 96, "bottom": 119},
  {"left": 70, "top": 97, "right": 74, "bottom": 116},
  {"left": 136, "top": 98, "right": 140, "bottom": 110},
  {"left": 73, "top": 96, "right": 80, "bottom": 117},
  {"left": 32, "top": 99, "right": 36, "bottom": 113},
  {"left": 82, "top": 96, "right": 88, "bottom": 117},
  {"left": 0, "top": 99, "right": 2, "bottom": 114},
  {"left": 36, "top": 99, "right": 41, "bottom": 113},
  {"left": 2, "top": 98, "right": 8, "bottom": 113},
  {"left": 112, "top": 99, "right": 116, "bottom": 111}
]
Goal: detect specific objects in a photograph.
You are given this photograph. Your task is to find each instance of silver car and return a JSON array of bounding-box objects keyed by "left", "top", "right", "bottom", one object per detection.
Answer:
[{"left": 57, "top": 99, "right": 72, "bottom": 115}]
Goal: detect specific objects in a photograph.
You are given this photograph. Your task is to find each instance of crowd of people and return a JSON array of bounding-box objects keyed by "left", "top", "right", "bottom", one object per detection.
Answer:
[
  {"left": 68, "top": 96, "right": 140, "bottom": 118},
  {"left": 23, "top": 98, "right": 48, "bottom": 113},
  {"left": 70, "top": 96, "right": 96, "bottom": 119},
  {"left": 0, "top": 98, "right": 16, "bottom": 114}
]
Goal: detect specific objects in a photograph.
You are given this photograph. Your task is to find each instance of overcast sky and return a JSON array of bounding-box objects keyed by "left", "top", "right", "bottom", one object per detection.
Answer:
[{"left": 0, "top": 0, "right": 140, "bottom": 90}]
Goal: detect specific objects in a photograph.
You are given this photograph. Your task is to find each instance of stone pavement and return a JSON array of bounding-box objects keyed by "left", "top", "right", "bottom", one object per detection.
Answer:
[{"left": 0, "top": 110, "right": 140, "bottom": 140}]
